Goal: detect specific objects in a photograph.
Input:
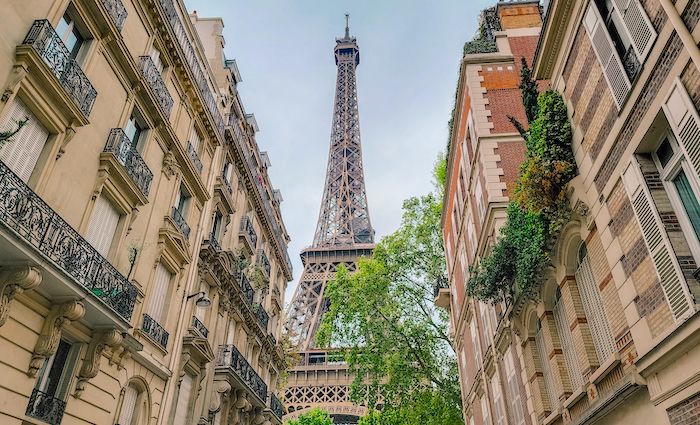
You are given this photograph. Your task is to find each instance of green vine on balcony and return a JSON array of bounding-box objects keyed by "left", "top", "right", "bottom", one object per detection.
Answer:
[{"left": 467, "top": 90, "right": 575, "bottom": 304}]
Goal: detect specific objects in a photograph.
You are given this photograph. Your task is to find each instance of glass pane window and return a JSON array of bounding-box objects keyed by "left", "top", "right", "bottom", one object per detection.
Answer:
[
  {"left": 124, "top": 114, "right": 144, "bottom": 150},
  {"left": 656, "top": 138, "right": 675, "bottom": 169},
  {"left": 36, "top": 340, "right": 76, "bottom": 399},
  {"left": 175, "top": 185, "right": 190, "bottom": 214},
  {"left": 56, "top": 12, "right": 84, "bottom": 59},
  {"left": 673, "top": 169, "right": 700, "bottom": 242}
]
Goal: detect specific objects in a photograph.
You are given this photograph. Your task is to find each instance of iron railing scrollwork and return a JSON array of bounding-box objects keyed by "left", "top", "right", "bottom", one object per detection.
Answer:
[
  {"left": 104, "top": 128, "right": 153, "bottom": 197},
  {"left": 257, "top": 249, "right": 271, "bottom": 276},
  {"left": 216, "top": 344, "right": 267, "bottom": 401},
  {"left": 23, "top": 20, "right": 97, "bottom": 118},
  {"left": 191, "top": 315, "right": 209, "bottom": 338},
  {"left": 239, "top": 216, "right": 257, "bottom": 248},
  {"left": 220, "top": 174, "right": 233, "bottom": 194},
  {"left": 254, "top": 304, "right": 269, "bottom": 331},
  {"left": 139, "top": 55, "right": 173, "bottom": 117},
  {"left": 100, "top": 0, "right": 127, "bottom": 31},
  {"left": 25, "top": 388, "right": 66, "bottom": 425},
  {"left": 238, "top": 273, "right": 254, "bottom": 304},
  {"left": 187, "top": 142, "right": 204, "bottom": 174},
  {"left": 269, "top": 392, "right": 283, "bottom": 420},
  {"left": 0, "top": 161, "right": 138, "bottom": 320},
  {"left": 142, "top": 313, "right": 169, "bottom": 349},
  {"left": 171, "top": 206, "right": 191, "bottom": 239},
  {"left": 622, "top": 44, "right": 641, "bottom": 83},
  {"left": 204, "top": 233, "right": 222, "bottom": 252}
]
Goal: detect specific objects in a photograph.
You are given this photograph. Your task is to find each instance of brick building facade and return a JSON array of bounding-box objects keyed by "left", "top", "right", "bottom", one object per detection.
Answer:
[{"left": 440, "top": 0, "right": 700, "bottom": 424}]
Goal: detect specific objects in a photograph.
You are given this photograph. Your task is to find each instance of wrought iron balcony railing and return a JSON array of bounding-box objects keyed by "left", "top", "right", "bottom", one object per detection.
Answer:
[
  {"left": 0, "top": 161, "right": 138, "bottom": 320},
  {"left": 622, "top": 44, "right": 641, "bottom": 82},
  {"left": 104, "top": 128, "right": 153, "bottom": 197},
  {"left": 220, "top": 174, "right": 233, "bottom": 194},
  {"left": 171, "top": 206, "right": 191, "bottom": 240},
  {"left": 191, "top": 315, "right": 209, "bottom": 338},
  {"left": 254, "top": 303, "right": 269, "bottom": 331},
  {"left": 238, "top": 273, "right": 254, "bottom": 305},
  {"left": 216, "top": 344, "right": 267, "bottom": 402},
  {"left": 239, "top": 215, "right": 257, "bottom": 249},
  {"left": 203, "top": 232, "right": 221, "bottom": 252},
  {"left": 100, "top": 0, "right": 127, "bottom": 31},
  {"left": 187, "top": 142, "right": 204, "bottom": 174},
  {"left": 269, "top": 392, "right": 283, "bottom": 420},
  {"left": 139, "top": 55, "right": 173, "bottom": 117},
  {"left": 257, "top": 249, "right": 271, "bottom": 276},
  {"left": 23, "top": 20, "right": 97, "bottom": 118},
  {"left": 142, "top": 313, "right": 169, "bottom": 349},
  {"left": 25, "top": 388, "right": 66, "bottom": 425}
]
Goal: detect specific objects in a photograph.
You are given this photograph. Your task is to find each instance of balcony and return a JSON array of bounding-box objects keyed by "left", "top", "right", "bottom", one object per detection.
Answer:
[
  {"left": 216, "top": 344, "right": 268, "bottom": 402},
  {"left": 0, "top": 160, "right": 138, "bottom": 322},
  {"left": 100, "top": 0, "right": 127, "bottom": 31},
  {"left": 191, "top": 315, "right": 209, "bottom": 339},
  {"left": 269, "top": 392, "right": 283, "bottom": 421},
  {"left": 254, "top": 303, "right": 269, "bottom": 331},
  {"left": 103, "top": 128, "right": 153, "bottom": 198},
  {"left": 22, "top": 20, "right": 97, "bottom": 118},
  {"left": 139, "top": 55, "right": 173, "bottom": 117},
  {"left": 239, "top": 216, "right": 257, "bottom": 252},
  {"left": 187, "top": 142, "right": 204, "bottom": 174},
  {"left": 434, "top": 277, "right": 450, "bottom": 309},
  {"left": 257, "top": 249, "right": 271, "bottom": 277},
  {"left": 141, "top": 313, "right": 169, "bottom": 349},
  {"left": 203, "top": 232, "right": 221, "bottom": 253},
  {"left": 239, "top": 273, "right": 254, "bottom": 304},
  {"left": 171, "top": 206, "right": 191, "bottom": 240},
  {"left": 25, "top": 388, "right": 66, "bottom": 425}
]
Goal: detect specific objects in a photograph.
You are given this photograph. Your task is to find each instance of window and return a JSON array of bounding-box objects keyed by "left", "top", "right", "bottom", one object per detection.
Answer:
[
  {"left": 222, "top": 161, "right": 233, "bottom": 184},
  {"left": 85, "top": 195, "right": 121, "bottom": 257},
  {"left": 147, "top": 263, "right": 172, "bottom": 324},
  {"left": 481, "top": 396, "right": 491, "bottom": 425},
  {"left": 150, "top": 46, "right": 164, "bottom": 73},
  {"left": 576, "top": 243, "right": 615, "bottom": 363},
  {"left": 174, "top": 185, "right": 190, "bottom": 215},
  {"left": 56, "top": 11, "right": 85, "bottom": 59},
  {"left": 479, "top": 301, "right": 495, "bottom": 348},
  {"left": 189, "top": 128, "right": 201, "bottom": 153},
  {"left": 124, "top": 113, "right": 145, "bottom": 151},
  {"left": 470, "top": 320, "right": 481, "bottom": 369},
  {"left": 211, "top": 212, "right": 223, "bottom": 241},
  {"left": 117, "top": 383, "right": 140, "bottom": 425},
  {"left": 553, "top": 287, "right": 584, "bottom": 389},
  {"left": 504, "top": 348, "right": 525, "bottom": 425},
  {"left": 33, "top": 340, "right": 79, "bottom": 402},
  {"left": 172, "top": 373, "right": 193, "bottom": 425},
  {"left": 490, "top": 374, "right": 507, "bottom": 425},
  {"left": 226, "top": 320, "right": 236, "bottom": 345},
  {"left": 475, "top": 182, "right": 485, "bottom": 221},
  {"left": 535, "top": 320, "right": 557, "bottom": 408},
  {"left": 594, "top": 0, "right": 633, "bottom": 65},
  {"left": 0, "top": 98, "right": 50, "bottom": 182}
]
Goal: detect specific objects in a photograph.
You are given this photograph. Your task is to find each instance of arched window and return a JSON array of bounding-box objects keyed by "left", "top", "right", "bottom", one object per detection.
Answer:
[
  {"left": 116, "top": 380, "right": 148, "bottom": 425},
  {"left": 575, "top": 243, "right": 615, "bottom": 363},
  {"left": 553, "top": 287, "right": 584, "bottom": 389},
  {"left": 535, "top": 319, "right": 557, "bottom": 408}
]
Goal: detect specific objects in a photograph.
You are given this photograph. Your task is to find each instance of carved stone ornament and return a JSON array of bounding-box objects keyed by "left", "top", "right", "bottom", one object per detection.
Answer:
[
  {"left": 253, "top": 409, "right": 268, "bottom": 425},
  {"left": 209, "top": 381, "right": 231, "bottom": 414},
  {"left": 0, "top": 265, "right": 42, "bottom": 327},
  {"left": 74, "top": 329, "right": 123, "bottom": 397},
  {"left": 1, "top": 63, "right": 28, "bottom": 102},
  {"left": 162, "top": 149, "right": 181, "bottom": 179},
  {"left": 28, "top": 300, "right": 85, "bottom": 377}
]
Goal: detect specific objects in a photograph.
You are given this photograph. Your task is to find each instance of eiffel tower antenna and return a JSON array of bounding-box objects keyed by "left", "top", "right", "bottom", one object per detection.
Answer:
[{"left": 345, "top": 13, "right": 350, "bottom": 39}]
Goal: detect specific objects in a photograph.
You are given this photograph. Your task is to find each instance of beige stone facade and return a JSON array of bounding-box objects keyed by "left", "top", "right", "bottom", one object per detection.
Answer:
[
  {"left": 0, "top": 1, "right": 290, "bottom": 424},
  {"left": 441, "top": 1, "right": 700, "bottom": 425}
]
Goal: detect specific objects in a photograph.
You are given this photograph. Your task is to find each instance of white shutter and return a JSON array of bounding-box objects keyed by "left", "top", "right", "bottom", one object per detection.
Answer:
[
  {"left": 584, "top": 3, "right": 631, "bottom": 109},
  {"left": 505, "top": 349, "right": 525, "bottom": 425},
  {"left": 0, "top": 98, "right": 49, "bottom": 182},
  {"left": 481, "top": 396, "right": 491, "bottom": 425},
  {"left": 622, "top": 158, "right": 695, "bottom": 321},
  {"left": 554, "top": 297, "right": 584, "bottom": 389},
  {"left": 117, "top": 384, "right": 138, "bottom": 425},
  {"left": 85, "top": 196, "right": 120, "bottom": 257},
  {"left": 613, "top": 0, "right": 656, "bottom": 60},
  {"left": 664, "top": 79, "right": 700, "bottom": 181},
  {"left": 470, "top": 320, "right": 481, "bottom": 369},
  {"left": 190, "top": 128, "right": 201, "bottom": 152},
  {"left": 536, "top": 327, "right": 557, "bottom": 408},
  {"left": 172, "top": 374, "right": 193, "bottom": 425},
  {"left": 576, "top": 253, "right": 615, "bottom": 363},
  {"left": 491, "top": 374, "right": 506, "bottom": 425},
  {"left": 147, "top": 264, "right": 171, "bottom": 322}
]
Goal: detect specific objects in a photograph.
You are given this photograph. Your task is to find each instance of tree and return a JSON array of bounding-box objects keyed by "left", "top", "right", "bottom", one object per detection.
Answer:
[
  {"left": 317, "top": 191, "right": 462, "bottom": 424},
  {"left": 286, "top": 408, "right": 333, "bottom": 425}
]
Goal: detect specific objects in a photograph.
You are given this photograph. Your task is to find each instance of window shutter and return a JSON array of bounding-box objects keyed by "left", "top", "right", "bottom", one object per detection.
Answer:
[
  {"left": 622, "top": 158, "right": 695, "bottom": 321},
  {"left": 664, "top": 79, "right": 700, "bottom": 181},
  {"left": 470, "top": 320, "right": 481, "bottom": 369},
  {"left": 117, "top": 384, "right": 138, "bottom": 425},
  {"left": 0, "top": 98, "right": 49, "bottom": 182},
  {"left": 85, "top": 196, "right": 120, "bottom": 257},
  {"left": 172, "top": 374, "right": 193, "bottom": 425},
  {"left": 147, "top": 264, "right": 171, "bottom": 323},
  {"left": 536, "top": 328, "right": 557, "bottom": 408},
  {"left": 613, "top": 0, "right": 656, "bottom": 60},
  {"left": 554, "top": 297, "right": 584, "bottom": 389},
  {"left": 583, "top": 3, "right": 631, "bottom": 109},
  {"left": 505, "top": 349, "right": 525, "bottom": 425},
  {"left": 576, "top": 253, "right": 615, "bottom": 363},
  {"left": 481, "top": 396, "right": 491, "bottom": 425},
  {"left": 491, "top": 374, "right": 506, "bottom": 425}
]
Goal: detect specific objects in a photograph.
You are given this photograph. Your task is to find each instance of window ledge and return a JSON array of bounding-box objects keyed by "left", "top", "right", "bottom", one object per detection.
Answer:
[
  {"left": 543, "top": 408, "right": 562, "bottom": 425},
  {"left": 564, "top": 384, "right": 587, "bottom": 409},
  {"left": 590, "top": 353, "right": 621, "bottom": 384}
]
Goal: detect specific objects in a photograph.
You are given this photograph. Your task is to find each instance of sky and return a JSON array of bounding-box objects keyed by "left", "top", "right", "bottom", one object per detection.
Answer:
[{"left": 184, "top": 0, "right": 493, "bottom": 303}]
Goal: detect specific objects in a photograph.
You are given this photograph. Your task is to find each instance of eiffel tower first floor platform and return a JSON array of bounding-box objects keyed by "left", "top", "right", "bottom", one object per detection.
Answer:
[{"left": 282, "top": 349, "right": 367, "bottom": 425}]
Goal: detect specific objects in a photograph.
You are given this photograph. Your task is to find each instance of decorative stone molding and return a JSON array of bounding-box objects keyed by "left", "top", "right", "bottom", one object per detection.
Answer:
[
  {"left": 74, "top": 329, "right": 123, "bottom": 397},
  {"left": 228, "top": 391, "right": 253, "bottom": 425},
  {"left": 209, "top": 381, "right": 231, "bottom": 415},
  {"left": 1, "top": 62, "right": 28, "bottom": 102},
  {"left": 28, "top": 300, "right": 85, "bottom": 377},
  {"left": 0, "top": 265, "right": 42, "bottom": 327},
  {"left": 162, "top": 149, "right": 180, "bottom": 179},
  {"left": 108, "top": 333, "right": 143, "bottom": 370}
]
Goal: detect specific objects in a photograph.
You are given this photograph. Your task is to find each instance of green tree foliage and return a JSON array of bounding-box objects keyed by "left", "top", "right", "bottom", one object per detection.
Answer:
[
  {"left": 358, "top": 389, "right": 464, "bottom": 425},
  {"left": 433, "top": 152, "right": 447, "bottom": 196},
  {"left": 519, "top": 57, "right": 539, "bottom": 123},
  {"left": 316, "top": 193, "right": 461, "bottom": 422},
  {"left": 468, "top": 90, "right": 575, "bottom": 304},
  {"left": 286, "top": 408, "right": 333, "bottom": 425}
]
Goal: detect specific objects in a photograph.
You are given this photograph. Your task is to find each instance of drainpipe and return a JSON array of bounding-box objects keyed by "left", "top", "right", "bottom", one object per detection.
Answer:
[{"left": 659, "top": 0, "right": 700, "bottom": 72}]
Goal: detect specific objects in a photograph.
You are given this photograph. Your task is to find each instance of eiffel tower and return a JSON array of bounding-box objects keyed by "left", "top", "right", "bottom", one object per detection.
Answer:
[{"left": 283, "top": 16, "right": 374, "bottom": 424}]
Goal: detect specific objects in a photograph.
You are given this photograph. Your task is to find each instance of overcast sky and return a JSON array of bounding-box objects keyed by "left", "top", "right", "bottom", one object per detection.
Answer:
[{"left": 184, "top": 0, "right": 493, "bottom": 302}]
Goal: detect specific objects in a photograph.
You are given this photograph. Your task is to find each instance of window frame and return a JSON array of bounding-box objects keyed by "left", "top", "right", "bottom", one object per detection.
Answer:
[{"left": 35, "top": 339, "right": 80, "bottom": 401}]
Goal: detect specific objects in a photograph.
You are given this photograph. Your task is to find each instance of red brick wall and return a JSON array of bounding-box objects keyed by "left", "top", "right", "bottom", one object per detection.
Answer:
[
  {"left": 496, "top": 142, "right": 527, "bottom": 197},
  {"left": 667, "top": 391, "right": 700, "bottom": 425}
]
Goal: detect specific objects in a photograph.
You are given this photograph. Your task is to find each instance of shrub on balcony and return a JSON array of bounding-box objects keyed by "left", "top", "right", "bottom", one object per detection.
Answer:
[{"left": 467, "top": 90, "right": 575, "bottom": 304}]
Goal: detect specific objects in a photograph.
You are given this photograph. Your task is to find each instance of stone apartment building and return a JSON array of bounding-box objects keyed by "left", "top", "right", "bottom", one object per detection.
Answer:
[
  {"left": 440, "top": 0, "right": 700, "bottom": 424},
  {"left": 0, "top": 1, "right": 290, "bottom": 424}
]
